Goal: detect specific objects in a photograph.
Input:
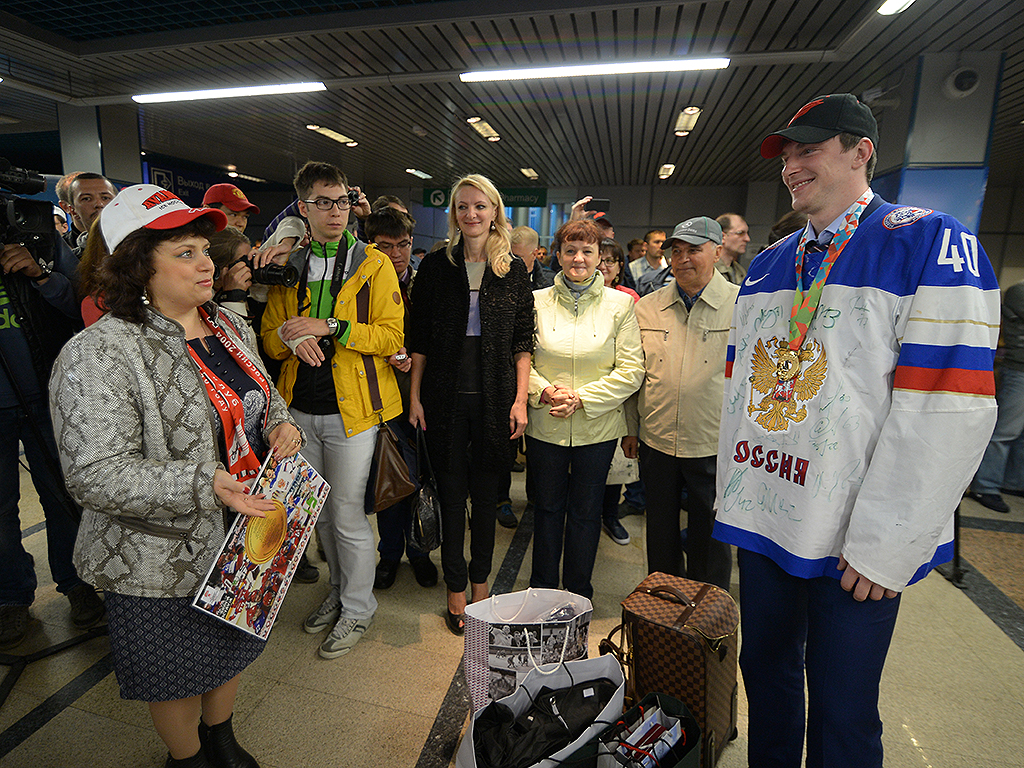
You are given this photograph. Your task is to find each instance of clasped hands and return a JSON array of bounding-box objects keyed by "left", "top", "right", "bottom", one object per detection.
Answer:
[
  {"left": 280, "top": 316, "right": 333, "bottom": 366},
  {"left": 542, "top": 385, "right": 581, "bottom": 418}
]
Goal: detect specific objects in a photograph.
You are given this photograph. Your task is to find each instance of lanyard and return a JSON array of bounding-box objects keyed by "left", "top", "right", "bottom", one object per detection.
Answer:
[{"left": 788, "top": 191, "right": 872, "bottom": 349}]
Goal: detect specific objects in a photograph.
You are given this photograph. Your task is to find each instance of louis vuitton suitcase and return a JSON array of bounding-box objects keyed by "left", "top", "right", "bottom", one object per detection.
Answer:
[{"left": 600, "top": 572, "right": 739, "bottom": 768}]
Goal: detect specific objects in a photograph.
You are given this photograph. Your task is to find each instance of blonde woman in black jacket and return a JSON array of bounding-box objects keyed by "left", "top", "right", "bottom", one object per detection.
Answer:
[{"left": 408, "top": 174, "right": 533, "bottom": 635}]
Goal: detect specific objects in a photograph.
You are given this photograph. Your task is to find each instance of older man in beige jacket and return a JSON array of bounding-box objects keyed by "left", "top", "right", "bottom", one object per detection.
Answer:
[{"left": 624, "top": 216, "right": 738, "bottom": 589}]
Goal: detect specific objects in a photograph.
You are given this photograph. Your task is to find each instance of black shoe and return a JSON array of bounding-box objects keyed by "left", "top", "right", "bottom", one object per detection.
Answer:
[
  {"left": 0, "top": 605, "right": 30, "bottom": 649},
  {"left": 293, "top": 553, "right": 319, "bottom": 584},
  {"left": 67, "top": 584, "right": 105, "bottom": 629},
  {"left": 1001, "top": 487, "right": 1024, "bottom": 499},
  {"left": 166, "top": 748, "right": 212, "bottom": 767},
  {"left": 445, "top": 609, "right": 465, "bottom": 636},
  {"left": 496, "top": 502, "right": 518, "bottom": 529},
  {"left": 410, "top": 556, "right": 438, "bottom": 588},
  {"left": 967, "top": 491, "right": 1010, "bottom": 513},
  {"left": 603, "top": 517, "right": 631, "bottom": 545},
  {"left": 374, "top": 559, "right": 400, "bottom": 590},
  {"left": 617, "top": 501, "right": 645, "bottom": 518},
  {"left": 200, "top": 714, "right": 259, "bottom": 768}
]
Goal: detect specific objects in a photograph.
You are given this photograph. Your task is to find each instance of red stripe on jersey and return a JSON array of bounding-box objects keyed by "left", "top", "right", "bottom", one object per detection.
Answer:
[{"left": 893, "top": 365, "right": 995, "bottom": 397}]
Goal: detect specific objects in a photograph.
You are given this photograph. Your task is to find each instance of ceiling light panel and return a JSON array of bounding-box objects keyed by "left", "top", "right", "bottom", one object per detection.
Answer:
[
  {"left": 461, "top": 58, "right": 729, "bottom": 83},
  {"left": 133, "top": 81, "right": 325, "bottom": 104}
]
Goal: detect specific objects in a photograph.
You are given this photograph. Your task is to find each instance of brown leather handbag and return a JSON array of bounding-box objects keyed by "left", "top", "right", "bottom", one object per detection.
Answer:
[{"left": 354, "top": 281, "right": 416, "bottom": 513}]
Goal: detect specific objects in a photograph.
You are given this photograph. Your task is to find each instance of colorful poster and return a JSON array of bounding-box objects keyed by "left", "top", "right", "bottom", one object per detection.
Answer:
[{"left": 192, "top": 453, "right": 329, "bottom": 639}]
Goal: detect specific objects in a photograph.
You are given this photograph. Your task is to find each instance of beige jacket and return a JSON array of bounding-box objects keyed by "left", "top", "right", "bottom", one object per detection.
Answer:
[
  {"left": 528, "top": 273, "right": 643, "bottom": 446},
  {"left": 627, "top": 271, "right": 739, "bottom": 457}
]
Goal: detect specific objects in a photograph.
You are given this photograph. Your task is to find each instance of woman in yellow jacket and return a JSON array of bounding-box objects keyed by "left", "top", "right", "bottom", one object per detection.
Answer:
[
  {"left": 527, "top": 220, "right": 644, "bottom": 599},
  {"left": 261, "top": 161, "right": 403, "bottom": 659}
]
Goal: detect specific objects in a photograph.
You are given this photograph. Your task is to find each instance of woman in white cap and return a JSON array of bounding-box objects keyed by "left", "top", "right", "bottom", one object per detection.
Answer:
[{"left": 49, "top": 184, "right": 303, "bottom": 768}]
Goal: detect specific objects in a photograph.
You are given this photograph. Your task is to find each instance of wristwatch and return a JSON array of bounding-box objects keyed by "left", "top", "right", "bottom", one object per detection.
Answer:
[
  {"left": 325, "top": 317, "right": 340, "bottom": 336},
  {"left": 30, "top": 261, "right": 53, "bottom": 283}
]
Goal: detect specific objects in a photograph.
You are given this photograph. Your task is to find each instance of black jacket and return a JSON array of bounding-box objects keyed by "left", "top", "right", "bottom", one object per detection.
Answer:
[
  {"left": 0, "top": 233, "right": 81, "bottom": 403},
  {"left": 408, "top": 242, "right": 534, "bottom": 471}
]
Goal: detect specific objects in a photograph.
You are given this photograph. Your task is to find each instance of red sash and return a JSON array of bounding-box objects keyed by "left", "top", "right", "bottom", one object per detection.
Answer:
[{"left": 187, "top": 309, "right": 272, "bottom": 483}]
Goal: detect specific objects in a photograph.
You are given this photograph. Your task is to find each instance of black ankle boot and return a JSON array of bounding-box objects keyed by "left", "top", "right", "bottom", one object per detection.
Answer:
[
  {"left": 199, "top": 715, "right": 260, "bottom": 768},
  {"left": 165, "top": 747, "right": 212, "bottom": 767}
]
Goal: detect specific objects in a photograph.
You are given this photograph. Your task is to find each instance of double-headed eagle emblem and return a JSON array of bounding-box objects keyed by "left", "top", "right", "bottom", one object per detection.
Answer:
[{"left": 747, "top": 337, "right": 827, "bottom": 431}]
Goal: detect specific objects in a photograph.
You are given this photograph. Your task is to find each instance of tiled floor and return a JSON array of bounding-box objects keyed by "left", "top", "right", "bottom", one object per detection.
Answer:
[{"left": 3, "top": 465, "right": 1023, "bottom": 767}]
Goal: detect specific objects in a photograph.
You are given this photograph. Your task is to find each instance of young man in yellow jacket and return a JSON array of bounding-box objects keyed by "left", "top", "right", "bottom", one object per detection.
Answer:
[{"left": 262, "top": 161, "right": 403, "bottom": 659}]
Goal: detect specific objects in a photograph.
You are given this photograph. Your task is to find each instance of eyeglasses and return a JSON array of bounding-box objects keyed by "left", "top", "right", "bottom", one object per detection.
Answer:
[
  {"left": 600, "top": 257, "right": 620, "bottom": 266},
  {"left": 303, "top": 197, "right": 351, "bottom": 211},
  {"left": 374, "top": 239, "right": 413, "bottom": 253}
]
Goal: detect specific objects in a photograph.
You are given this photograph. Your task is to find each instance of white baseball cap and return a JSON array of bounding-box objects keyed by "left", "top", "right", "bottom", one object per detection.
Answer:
[{"left": 100, "top": 184, "right": 227, "bottom": 252}]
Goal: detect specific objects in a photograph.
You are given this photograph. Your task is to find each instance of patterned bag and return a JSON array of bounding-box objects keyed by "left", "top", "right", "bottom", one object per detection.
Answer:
[
  {"left": 600, "top": 573, "right": 739, "bottom": 768},
  {"left": 464, "top": 588, "right": 592, "bottom": 712}
]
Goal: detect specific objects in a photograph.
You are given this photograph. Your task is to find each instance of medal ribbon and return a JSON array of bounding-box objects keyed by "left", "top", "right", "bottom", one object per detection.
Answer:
[{"left": 788, "top": 191, "right": 872, "bottom": 349}]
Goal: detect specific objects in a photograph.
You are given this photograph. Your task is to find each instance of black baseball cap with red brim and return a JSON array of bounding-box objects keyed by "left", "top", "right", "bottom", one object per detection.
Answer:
[{"left": 760, "top": 93, "right": 878, "bottom": 159}]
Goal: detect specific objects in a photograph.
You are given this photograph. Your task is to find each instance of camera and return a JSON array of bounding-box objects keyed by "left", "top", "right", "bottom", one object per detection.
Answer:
[
  {"left": 250, "top": 260, "right": 299, "bottom": 287},
  {"left": 0, "top": 158, "right": 53, "bottom": 266},
  {"left": 347, "top": 189, "right": 360, "bottom": 207}
]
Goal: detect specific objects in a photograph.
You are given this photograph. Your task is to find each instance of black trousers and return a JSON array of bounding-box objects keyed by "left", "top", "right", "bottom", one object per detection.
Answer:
[
  {"left": 431, "top": 393, "right": 500, "bottom": 592},
  {"left": 638, "top": 444, "right": 732, "bottom": 590}
]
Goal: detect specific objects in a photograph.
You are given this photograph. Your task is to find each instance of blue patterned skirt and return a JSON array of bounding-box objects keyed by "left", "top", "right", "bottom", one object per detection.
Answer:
[{"left": 105, "top": 592, "right": 265, "bottom": 702}]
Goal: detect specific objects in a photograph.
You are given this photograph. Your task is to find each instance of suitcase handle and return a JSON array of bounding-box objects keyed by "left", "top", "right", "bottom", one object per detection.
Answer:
[
  {"left": 639, "top": 583, "right": 713, "bottom": 630},
  {"left": 599, "top": 623, "right": 637, "bottom": 706}
]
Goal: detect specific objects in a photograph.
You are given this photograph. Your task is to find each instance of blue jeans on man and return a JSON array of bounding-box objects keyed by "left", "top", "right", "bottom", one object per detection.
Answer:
[
  {"left": 737, "top": 549, "right": 901, "bottom": 768},
  {"left": 972, "top": 367, "right": 1024, "bottom": 495}
]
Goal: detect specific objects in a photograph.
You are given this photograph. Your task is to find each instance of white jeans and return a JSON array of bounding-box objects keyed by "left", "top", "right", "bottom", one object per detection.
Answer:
[{"left": 291, "top": 409, "right": 378, "bottom": 620}]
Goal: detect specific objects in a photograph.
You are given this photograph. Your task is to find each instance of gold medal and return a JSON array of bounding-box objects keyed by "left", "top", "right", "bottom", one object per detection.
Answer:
[{"left": 244, "top": 499, "right": 288, "bottom": 564}]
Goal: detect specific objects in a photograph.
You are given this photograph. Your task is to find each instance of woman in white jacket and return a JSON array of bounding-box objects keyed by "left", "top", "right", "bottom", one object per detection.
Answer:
[{"left": 526, "top": 220, "right": 644, "bottom": 598}]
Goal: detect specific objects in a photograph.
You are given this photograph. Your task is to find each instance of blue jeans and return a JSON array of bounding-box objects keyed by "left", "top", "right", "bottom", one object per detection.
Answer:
[
  {"left": 0, "top": 398, "right": 85, "bottom": 605},
  {"left": 526, "top": 437, "right": 616, "bottom": 599},
  {"left": 738, "top": 549, "right": 901, "bottom": 768},
  {"left": 973, "top": 367, "right": 1024, "bottom": 494}
]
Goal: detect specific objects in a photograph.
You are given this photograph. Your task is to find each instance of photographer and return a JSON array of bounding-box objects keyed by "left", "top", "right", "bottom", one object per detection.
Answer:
[{"left": 1, "top": 163, "right": 103, "bottom": 648}]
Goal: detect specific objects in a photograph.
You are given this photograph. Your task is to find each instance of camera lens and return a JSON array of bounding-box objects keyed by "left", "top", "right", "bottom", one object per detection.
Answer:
[{"left": 250, "top": 262, "right": 299, "bottom": 287}]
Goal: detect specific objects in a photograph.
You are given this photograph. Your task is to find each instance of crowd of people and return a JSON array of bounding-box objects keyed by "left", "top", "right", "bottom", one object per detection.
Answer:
[{"left": 0, "top": 91, "right": 1002, "bottom": 768}]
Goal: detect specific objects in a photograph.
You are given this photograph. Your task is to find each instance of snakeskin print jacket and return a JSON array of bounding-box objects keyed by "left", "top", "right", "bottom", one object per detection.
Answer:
[{"left": 49, "top": 303, "right": 300, "bottom": 598}]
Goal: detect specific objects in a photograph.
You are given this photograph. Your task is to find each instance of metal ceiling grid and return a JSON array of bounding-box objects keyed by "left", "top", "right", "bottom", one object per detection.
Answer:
[
  {"left": 1, "top": 0, "right": 454, "bottom": 42},
  {"left": 1, "top": 0, "right": 1023, "bottom": 190}
]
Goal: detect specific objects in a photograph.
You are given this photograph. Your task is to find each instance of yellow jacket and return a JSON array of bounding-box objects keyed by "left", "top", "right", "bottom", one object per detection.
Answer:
[{"left": 261, "top": 240, "right": 404, "bottom": 437}]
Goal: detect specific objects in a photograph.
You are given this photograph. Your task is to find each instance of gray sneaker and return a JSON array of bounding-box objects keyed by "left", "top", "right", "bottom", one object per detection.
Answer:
[
  {"left": 303, "top": 594, "right": 341, "bottom": 634},
  {"left": 318, "top": 615, "right": 373, "bottom": 659}
]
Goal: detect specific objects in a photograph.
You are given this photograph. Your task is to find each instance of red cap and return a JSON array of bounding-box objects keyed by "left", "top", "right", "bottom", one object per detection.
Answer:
[{"left": 202, "top": 183, "right": 260, "bottom": 214}]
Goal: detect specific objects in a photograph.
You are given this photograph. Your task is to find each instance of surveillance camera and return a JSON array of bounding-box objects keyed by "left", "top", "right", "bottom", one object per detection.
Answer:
[{"left": 943, "top": 67, "right": 980, "bottom": 100}]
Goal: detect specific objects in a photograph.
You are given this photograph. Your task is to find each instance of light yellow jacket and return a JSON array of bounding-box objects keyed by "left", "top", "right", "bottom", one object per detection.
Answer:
[
  {"left": 626, "top": 271, "right": 739, "bottom": 457},
  {"left": 527, "top": 273, "right": 644, "bottom": 446}
]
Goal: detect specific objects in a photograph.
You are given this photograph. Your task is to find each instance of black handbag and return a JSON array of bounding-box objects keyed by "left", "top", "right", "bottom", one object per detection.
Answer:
[{"left": 408, "top": 426, "right": 442, "bottom": 552}]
